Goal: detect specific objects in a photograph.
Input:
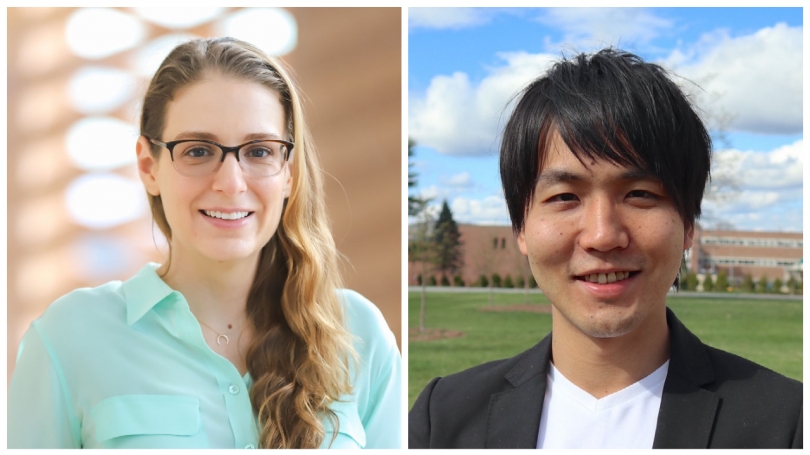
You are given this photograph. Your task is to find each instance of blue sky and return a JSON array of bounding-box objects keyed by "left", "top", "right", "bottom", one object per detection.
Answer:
[{"left": 408, "top": 7, "right": 803, "bottom": 232}]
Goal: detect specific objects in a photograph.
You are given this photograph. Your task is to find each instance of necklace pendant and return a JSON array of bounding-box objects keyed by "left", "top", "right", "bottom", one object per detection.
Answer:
[{"left": 216, "top": 334, "right": 230, "bottom": 346}]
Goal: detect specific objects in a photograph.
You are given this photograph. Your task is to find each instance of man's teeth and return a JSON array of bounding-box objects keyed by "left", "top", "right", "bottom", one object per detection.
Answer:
[
  {"left": 204, "top": 210, "right": 250, "bottom": 220},
  {"left": 584, "top": 272, "right": 632, "bottom": 284}
]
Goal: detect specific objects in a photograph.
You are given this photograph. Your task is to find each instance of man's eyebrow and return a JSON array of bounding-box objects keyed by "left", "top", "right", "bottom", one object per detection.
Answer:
[
  {"left": 172, "top": 131, "right": 283, "bottom": 142},
  {"left": 535, "top": 170, "right": 584, "bottom": 187},
  {"left": 535, "top": 168, "right": 658, "bottom": 188}
]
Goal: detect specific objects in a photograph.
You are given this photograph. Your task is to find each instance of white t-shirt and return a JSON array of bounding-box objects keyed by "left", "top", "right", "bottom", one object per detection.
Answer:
[{"left": 536, "top": 360, "right": 669, "bottom": 449}]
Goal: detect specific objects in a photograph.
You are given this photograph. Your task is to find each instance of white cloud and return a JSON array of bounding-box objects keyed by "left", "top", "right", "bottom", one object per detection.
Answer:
[
  {"left": 702, "top": 139, "right": 802, "bottom": 232},
  {"left": 440, "top": 172, "right": 472, "bottom": 188},
  {"left": 409, "top": 52, "right": 557, "bottom": 155},
  {"left": 663, "top": 23, "right": 802, "bottom": 135},
  {"left": 536, "top": 8, "right": 672, "bottom": 52},
  {"left": 712, "top": 139, "right": 802, "bottom": 191},
  {"left": 451, "top": 196, "right": 510, "bottom": 225},
  {"left": 409, "top": 8, "right": 492, "bottom": 30}
]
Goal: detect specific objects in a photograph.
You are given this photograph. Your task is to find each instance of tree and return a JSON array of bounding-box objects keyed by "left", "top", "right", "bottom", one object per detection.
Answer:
[
  {"left": 529, "top": 275, "right": 537, "bottom": 288},
  {"left": 407, "top": 138, "right": 425, "bottom": 217},
  {"left": 515, "top": 275, "right": 525, "bottom": 289},
  {"left": 409, "top": 198, "right": 435, "bottom": 332},
  {"left": 787, "top": 276, "right": 798, "bottom": 295},
  {"left": 428, "top": 275, "right": 437, "bottom": 286},
  {"left": 453, "top": 274, "right": 465, "bottom": 287},
  {"left": 741, "top": 274, "right": 755, "bottom": 293},
  {"left": 702, "top": 274, "right": 714, "bottom": 292},
  {"left": 440, "top": 275, "right": 450, "bottom": 286},
  {"left": 491, "top": 273, "right": 502, "bottom": 288},
  {"left": 685, "top": 272, "right": 699, "bottom": 291},
  {"left": 478, "top": 274, "right": 489, "bottom": 287},
  {"left": 772, "top": 278, "right": 783, "bottom": 294},
  {"left": 756, "top": 276, "right": 769, "bottom": 293},
  {"left": 715, "top": 272, "right": 729, "bottom": 292},
  {"left": 433, "top": 200, "right": 463, "bottom": 283},
  {"left": 503, "top": 275, "right": 514, "bottom": 288}
]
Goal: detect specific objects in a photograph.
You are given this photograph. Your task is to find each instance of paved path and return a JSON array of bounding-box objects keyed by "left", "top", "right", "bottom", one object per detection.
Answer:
[{"left": 407, "top": 286, "right": 802, "bottom": 301}]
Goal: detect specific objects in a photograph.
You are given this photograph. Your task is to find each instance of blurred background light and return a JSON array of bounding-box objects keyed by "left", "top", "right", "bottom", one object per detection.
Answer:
[
  {"left": 66, "top": 8, "right": 146, "bottom": 60},
  {"left": 215, "top": 8, "right": 297, "bottom": 56},
  {"left": 133, "top": 7, "right": 225, "bottom": 29},
  {"left": 65, "top": 173, "right": 148, "bottom": 229},
  {"left": 73, "top": 234, "right": 134, "bottom": 282},
  {"left": 132, "top": 33, "right": 199, "bottom": 77},
  {"left": 68, "top": 66, "right": 136, "bottom": 114},
  {"left": 66, "top": 116, "right": 138, "bottom": 171}
]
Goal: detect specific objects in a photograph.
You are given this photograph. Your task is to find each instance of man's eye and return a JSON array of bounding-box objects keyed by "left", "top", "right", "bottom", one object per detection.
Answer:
[
  {"left": 548, "top": 193, "right": 578, "bottom": 203},
  {"left": 627, "top": 190, "right": 657, "bottom": 199}
]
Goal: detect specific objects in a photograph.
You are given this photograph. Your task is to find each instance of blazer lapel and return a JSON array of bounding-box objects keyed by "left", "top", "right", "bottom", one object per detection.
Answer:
[
  {"left": 653, "top": 308, "right": 719, "bottom": 448},
  {"left": 486, "top": 335, "right": 551, "bottom": 449}
]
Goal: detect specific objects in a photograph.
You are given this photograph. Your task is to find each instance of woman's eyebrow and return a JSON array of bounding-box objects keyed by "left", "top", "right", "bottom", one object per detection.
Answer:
[{"left": 172, "top": 131, "right": 283, "bottom": 141}]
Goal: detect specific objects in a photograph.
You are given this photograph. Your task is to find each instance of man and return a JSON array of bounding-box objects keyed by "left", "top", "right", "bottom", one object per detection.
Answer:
[{"left": 408, "top": 49, "right": 802, "bottom": 449}]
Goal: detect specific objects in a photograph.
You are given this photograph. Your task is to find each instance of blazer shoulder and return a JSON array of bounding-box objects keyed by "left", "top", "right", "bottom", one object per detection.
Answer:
[{"left": 703, "top": 343, "right": 802, "bottom": 398}]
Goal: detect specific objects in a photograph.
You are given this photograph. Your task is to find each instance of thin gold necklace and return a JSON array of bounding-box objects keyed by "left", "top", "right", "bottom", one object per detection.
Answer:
[{"left": 197, "top": 318, "right": 236, "bottom": 346}]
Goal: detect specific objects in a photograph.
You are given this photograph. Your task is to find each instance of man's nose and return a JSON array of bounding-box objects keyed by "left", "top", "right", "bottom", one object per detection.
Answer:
[{"left": 578, "top": 196, "right": 629, "bottom": 252}]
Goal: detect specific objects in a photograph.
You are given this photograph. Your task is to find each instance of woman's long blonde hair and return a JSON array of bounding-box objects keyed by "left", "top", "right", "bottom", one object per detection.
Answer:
[{"left": 139, "top": 37, "right": 354, "bottom": 448}]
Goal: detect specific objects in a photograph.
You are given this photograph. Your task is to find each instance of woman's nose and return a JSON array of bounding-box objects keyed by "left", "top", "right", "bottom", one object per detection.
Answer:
[{"left": 211, "top": 153, "right": 247, "bottom": 195}]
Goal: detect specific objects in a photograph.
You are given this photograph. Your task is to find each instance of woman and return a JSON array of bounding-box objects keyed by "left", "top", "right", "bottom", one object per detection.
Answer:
[{"left": 8, "top": 37, "right": 401, "bottom": 449}]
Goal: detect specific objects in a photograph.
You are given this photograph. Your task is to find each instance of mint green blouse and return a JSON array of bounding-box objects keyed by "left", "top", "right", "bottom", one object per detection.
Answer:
[{"left": 8, "top": 263, "right": 401, "bottom": 449}]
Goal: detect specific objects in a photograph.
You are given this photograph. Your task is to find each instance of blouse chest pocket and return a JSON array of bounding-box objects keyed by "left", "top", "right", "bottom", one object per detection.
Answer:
[
  {"left": 322, "top": 400, "right": 366, "bottom": 449},
  {"left": 91, "top": 394, "right": 208, "bottom": 448}
]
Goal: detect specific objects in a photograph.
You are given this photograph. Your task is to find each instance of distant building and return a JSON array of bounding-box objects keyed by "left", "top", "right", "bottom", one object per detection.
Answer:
[
  {"left": 408, "top": 223, "right": 803, "bottom": 286},
  {"left": 689, "top": 225, "right": 802, "bottom": 283}
]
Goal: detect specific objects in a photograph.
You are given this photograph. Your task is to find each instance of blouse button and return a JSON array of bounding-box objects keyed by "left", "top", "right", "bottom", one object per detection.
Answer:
[
  {"left": 228, "top": 384, "right": 239, "bottom": 394},
  {"left": 244, "top": 444, "right": 255, "bottom": 449}
]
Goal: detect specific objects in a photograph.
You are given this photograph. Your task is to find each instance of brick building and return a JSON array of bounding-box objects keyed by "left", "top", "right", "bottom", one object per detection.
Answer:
[
  {"left": 408, "top": 223, "right": 803, "bottom": 287},
  {"left": 689, "top": 225, "right": 802, "bottom": 283}
]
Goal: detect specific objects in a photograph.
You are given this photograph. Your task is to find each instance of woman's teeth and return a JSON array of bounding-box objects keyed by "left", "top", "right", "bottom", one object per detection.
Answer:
[
  {"left": 584, "top": 271, "right": 632, "bottom": 284},
  {"left": 204, "top": 210, "right": 250, "bottom": 220}
]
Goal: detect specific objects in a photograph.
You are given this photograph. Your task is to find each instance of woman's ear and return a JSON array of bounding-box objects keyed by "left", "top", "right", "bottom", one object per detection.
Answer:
[
  {"left": 137, "top": 136, "right": 160, "bottom": 196},
  {"left": 283, "top": 162, "right": 293, "bottom": 198}
]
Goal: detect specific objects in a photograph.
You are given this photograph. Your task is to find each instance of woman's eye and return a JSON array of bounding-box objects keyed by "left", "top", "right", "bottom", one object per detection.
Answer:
[
  {"left": 247, "top": 147, "right": 273, "bottom": 158},
  {"left": 184, "top": 147, "right": 212, "bottom": 158}
]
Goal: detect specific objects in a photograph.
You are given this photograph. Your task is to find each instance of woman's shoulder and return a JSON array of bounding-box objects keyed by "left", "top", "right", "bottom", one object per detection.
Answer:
[
  {"left": 37, "top": 280, "right": 128, "bottom": 331},
  {"left": 336, "top": 289, "right": 396, "bottom": 346}
]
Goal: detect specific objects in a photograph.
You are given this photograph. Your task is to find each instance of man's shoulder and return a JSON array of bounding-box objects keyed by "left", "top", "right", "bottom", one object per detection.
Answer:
[
  {"left": 702, "top": 343, "right": 802, "bottom": 397},
  {"left": 424, "top": 335, "right": 549, "bottom": 403}
]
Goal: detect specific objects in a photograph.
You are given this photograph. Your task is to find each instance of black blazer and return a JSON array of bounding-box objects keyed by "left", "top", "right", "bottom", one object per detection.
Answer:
[{"left": 409, "top": 308, "right": 802, "bottom": 448}]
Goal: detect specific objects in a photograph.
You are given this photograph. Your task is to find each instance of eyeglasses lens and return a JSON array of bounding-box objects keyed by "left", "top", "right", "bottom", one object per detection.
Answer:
[{"left": 172, "top": 141, "right": 287, "bottom": 177}]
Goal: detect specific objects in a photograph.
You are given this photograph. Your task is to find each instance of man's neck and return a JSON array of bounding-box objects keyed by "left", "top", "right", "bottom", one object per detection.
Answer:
[
  {"left": 549, "top": 307, "right": 670, "bottom": 399},
  {"left": 157, "top": 247, "right": 259, "bottom": 327}
]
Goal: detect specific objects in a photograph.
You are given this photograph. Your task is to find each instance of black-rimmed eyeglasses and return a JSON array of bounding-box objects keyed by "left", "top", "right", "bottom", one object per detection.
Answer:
[{"left": 147, "top": 137, "right": 294, "bottom": 178}]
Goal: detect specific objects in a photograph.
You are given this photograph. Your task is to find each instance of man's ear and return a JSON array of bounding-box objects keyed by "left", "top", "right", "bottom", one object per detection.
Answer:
[
  {"left": 137, "top": 136, "right": 160, "bottom": 196},
  {"left": 683, "top": 223, "right": 695, "bottom": 250},
  {"left": 517, "top": 227, "right": 528, "bottom": 256}
]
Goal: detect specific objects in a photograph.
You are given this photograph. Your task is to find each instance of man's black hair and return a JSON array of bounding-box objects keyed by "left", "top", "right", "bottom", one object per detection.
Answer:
[{"left": 500, "top": 48, "right": 712, "bottom": 235}]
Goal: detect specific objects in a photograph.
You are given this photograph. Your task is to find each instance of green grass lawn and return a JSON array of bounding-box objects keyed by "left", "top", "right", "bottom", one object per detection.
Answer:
[{"left": 408, "top": 291, "right": 802, "bottom": 408}]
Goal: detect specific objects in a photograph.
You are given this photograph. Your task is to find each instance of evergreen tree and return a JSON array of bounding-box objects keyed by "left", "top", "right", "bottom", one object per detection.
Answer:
[
  {"left": 685, "top": 272, "right": 699, "bottom": 291},
  {"left": 453, "top": 274, "right": 465, "bottom": 287},
  {"left": 787, "top": 276, "right": 798, "bottom": 295},
  {"left": 715, "top": 272, "right": 729, "bottom": 292},
  {"left": 433, "top": 200, "right": 463, "bottom": 278},
  {"left": 756, "top": 276, "right": 769, "bottom": 293},
  {"left": 772, "top": 278, "right": 783, "bottom": 294},
  {"left": 702, "top": 274, "right": 714, "bottom": 292},
  {"left": 491, "top": 273, "right": 502, "bottom": 288},
  {"left": 408, "top": 139, "right": 424, "bottom": 217},
  {"left": 478, "top": 274, "right": 489, "bottom": 287},
  {"left": 503, "top": 275, "right": 514, "bottom": 288},
  {"left": 440, "top": 275, "right": 450, "bottom": 286},
  {"left": 741, "top": 274, "right": 755, "bottom": 293},
  {"left": 428, "top": 275, "right": 437, "bottom": 286},
  {"left": 515, "top": 275, "right": 525, "bottom": 289}
]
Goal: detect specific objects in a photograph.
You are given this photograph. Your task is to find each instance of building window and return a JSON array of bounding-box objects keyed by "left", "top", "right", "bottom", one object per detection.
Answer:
[{"left": 501, "top": 238, "right": 506, "bottom": 249}]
